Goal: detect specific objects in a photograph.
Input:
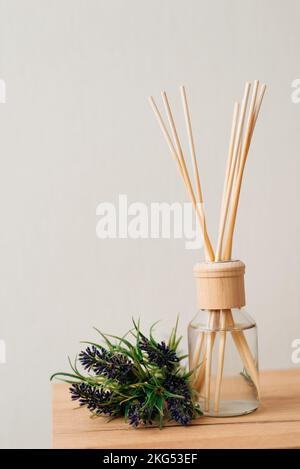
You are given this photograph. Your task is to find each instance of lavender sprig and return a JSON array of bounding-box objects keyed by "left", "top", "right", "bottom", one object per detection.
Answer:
[
  {"left": 70, "top": 383, "right": 115, "bottom": 415},
  {"left": 127, "top": 401, "right": 157, "bottom": 427},
  {"left": 79, "top": 345, "right": 134, "bottom": 383},
  {"left": 167, "top": 397, "right": 195, "bottom": 426},
  {"left": 139, "top": 337, "right": 179, "bottom": 370}
]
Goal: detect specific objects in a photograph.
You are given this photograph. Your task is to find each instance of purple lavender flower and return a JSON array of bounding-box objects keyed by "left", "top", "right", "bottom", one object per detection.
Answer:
[
  {"left": 163, "top": 374, "right": 195, "bottom": 425},
  {"left": 127, "top": 401, "right": 157, "bottom": 427},
  {"left": 79, "top": 346, "right": 105, "bottom": 371},
  {"left": 127, "top": 403, "right": 141, "bottom": 427},
  {"left": 163, "top": 374, "right": 190, "bottom": 399},
  {"left": 167, "top": 397, "right": 194, "bottom": 425},
  {"left": 79, "top": 345, "right": 134, "bottom": 383},
  {"left": 69, "top": 383, "right": 113, "bottom": 415},
  {"left": 139, "top": 337, "right": 179, "bottom": 370}
]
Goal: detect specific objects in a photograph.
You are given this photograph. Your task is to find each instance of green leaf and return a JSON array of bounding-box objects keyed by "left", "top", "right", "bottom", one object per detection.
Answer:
[
  {"left": 163, "top": 391, "right": 184, "bottom": 399},
  {"left": 155, "top": 395, "right": 164, "bottom": 415},
  {"left": 54, "top": 378, "right": 80, "bottom": 384},
  {"left": 183, "top": 368, "right": 197, "bottom": 379},
  {"left": 168, "top": 315, "right": 179, "bottom": 349},
  {"left": 111, "top": 345, "right": 135, "bottom": 361},
  {"left": 132, "top": 317, "right": 141, "bottom": 338},
  {"left": 80, "top": 340, "right": 103, "bottom": 349},
  {"left": 174, "top": 335, "right": 183, "bottom": 351},
  {"left": 68, "top": 356, "right": 85, "bottom": 380},
  {"left": 131, "top": 317, "right": 143, "bottom": 360},
  {"left": 104, "top": 333, "right": 135, "bottom": 351},
  {"left": 50, "top": 372, "right": 83, "bottom": 382},
  {"left": 149, "top": 373, "right": 160, "bottom": 387},
  {"left": 154, "top": 395, "right": 165, "bottom": 429},
  {"left": 120, "top": 395, "right": 139, "bottom": 406},
  {"left": 176, "top": 354, "right": 188, "bottom": 362},
  {"left": 93, "top": 327, "right": 114, "bottom": 349},
  {"left": 124, "top": 404, "right": 130, "bottom": 422},
  {"left": 149, "top": 320, "right": 160, "bottom": 344},
  {"left": 144, "top": 389, "right": 156, "bottom": 409}
]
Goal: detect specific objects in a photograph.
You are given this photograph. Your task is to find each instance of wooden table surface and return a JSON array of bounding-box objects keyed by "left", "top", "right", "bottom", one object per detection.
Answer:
[{"left": 52, "top": 369, "right": 300, "bottom": 449}]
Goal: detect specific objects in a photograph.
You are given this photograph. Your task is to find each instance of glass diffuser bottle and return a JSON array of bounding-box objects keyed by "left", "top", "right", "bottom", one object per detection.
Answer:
[{"left": 188, "top": 260, "right": 259, "bottom": 417}]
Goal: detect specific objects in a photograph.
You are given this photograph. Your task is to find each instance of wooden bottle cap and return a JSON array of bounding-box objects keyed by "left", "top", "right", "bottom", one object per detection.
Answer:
[{"left": 193, "top": 260, "right": 246, "bottom": 310}]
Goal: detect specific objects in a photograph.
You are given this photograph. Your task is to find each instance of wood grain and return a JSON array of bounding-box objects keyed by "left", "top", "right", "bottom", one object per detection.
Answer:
[
  {"left": 193, "top": 260, "right": 245, "bottom": 310},
  {"left": 52, "top": 369, "right": 300, "bottom": 449}
]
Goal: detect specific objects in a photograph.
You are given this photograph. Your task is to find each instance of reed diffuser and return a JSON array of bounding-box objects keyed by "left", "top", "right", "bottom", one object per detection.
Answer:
[{"left": 149, "top": 80, "right": 266, "bottom": 417}]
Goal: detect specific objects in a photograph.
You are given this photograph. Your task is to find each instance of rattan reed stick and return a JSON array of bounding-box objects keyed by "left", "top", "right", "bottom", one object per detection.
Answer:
[
  {"left": 179, "top": 86, "right": 215, "bottom": 262},
  {"left": 214, "top": 310, "right": 227, "bottom": 412},
  {"left": 204, "top": 311, "right": 217, "bottom": 411},
  {"left": 149, "top": 95, "right": 214, "bottom": 262},
  {"left": 223, "top": 81, "right": 262, "bottom": 260},
  {"left": 180, "top": 86, "right": 203, "bottom": 204},
  {"left": 215, "top": 83, "right": 251, "bottom": 262},
  {"left": 215, "top": 102, "right": 240, "bottom": 261}
]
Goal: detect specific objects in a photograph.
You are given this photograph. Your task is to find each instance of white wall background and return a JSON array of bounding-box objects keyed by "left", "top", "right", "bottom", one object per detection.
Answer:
[{"left": 0, "top": 0, "right": 299, "bottom": 448}]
